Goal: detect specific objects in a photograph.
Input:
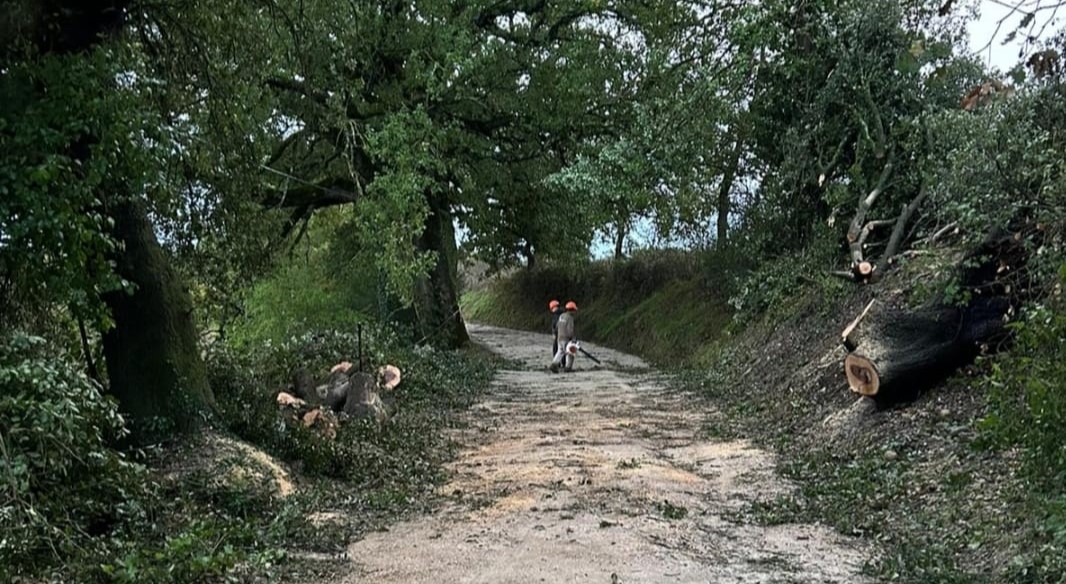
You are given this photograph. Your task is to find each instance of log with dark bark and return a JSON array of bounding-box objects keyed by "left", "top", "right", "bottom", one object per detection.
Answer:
[
  {"left": 322, "top": 370, "right": 350, "bottom": 411},
  {"left": 843, "top": 296, "right": 1011, "bottom": 403},
  {"left": 291, "top": 368, "right": 318, "bottom": 404},
  {"left": 342, "top": 371, "right": 387, "bottom": 423},
  {"left": 841, "top": 225, "right": 1032, "bottom": 404}
]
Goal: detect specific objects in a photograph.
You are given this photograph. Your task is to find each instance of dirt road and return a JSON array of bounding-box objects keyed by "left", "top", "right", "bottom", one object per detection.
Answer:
[{"left": 343, "top": 324, "right": 873, "bottom": 583}]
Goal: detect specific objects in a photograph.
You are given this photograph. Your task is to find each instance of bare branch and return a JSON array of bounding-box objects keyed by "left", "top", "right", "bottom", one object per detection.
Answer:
[
  {"left": 846, "top": 149, "right": 896, "bottom": 266},
  {"left": 883, "top": 186, "right": 929, "bottom": 263},
  {"left": 857, "top": 219, "right": 896, "bottom": 247}
]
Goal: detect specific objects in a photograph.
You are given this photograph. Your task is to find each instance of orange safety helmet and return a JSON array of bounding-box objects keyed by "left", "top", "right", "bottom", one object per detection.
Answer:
[
  {"left": 565, "top": 301, "right": 578, "bottom": 311},
  {"left": 548, "top": 299, "right": 560, "bottom": 311}
]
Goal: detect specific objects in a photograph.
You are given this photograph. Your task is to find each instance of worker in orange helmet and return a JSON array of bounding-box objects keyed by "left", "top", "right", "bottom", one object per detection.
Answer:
[
  {"left": 548, "top": 300, "right": 565, "bottom": 358},
  {"left": 550, "top": 301, "right": 578, "bottom": 373}
]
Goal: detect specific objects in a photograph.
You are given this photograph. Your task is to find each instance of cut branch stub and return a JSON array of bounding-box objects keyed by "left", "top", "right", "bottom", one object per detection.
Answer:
[
  {"left": 842, "top": 299, "right": 876, "bottom": 351},
  {"left": 852, "top": 261, "right": 875, "bottom": 282}
]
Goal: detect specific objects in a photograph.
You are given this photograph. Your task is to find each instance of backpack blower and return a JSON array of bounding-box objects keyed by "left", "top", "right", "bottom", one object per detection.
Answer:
[{"left": 565, "top": 341, "right": 602, "bottom": 364}]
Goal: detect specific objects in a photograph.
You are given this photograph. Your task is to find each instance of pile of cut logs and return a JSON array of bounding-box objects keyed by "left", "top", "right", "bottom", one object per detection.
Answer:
[{"left": 275, "top": 361, "right": 401, "bottom": 439}]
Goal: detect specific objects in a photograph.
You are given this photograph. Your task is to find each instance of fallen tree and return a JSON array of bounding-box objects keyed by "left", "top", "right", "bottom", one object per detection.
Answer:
[
  {"left": 841, "top": 224, "right": 1035, "bottom": 405},
  {"left": 843, "top": 296, "right": 1011, "bottom": 404}
]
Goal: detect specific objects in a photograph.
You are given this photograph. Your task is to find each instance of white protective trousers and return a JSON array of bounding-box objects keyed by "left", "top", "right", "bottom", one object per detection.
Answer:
[{"left": 552, "top": 342, "right": 575, "bottom": 370}]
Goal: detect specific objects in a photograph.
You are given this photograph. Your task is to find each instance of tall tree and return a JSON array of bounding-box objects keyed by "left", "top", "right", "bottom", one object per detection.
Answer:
[
  {"left": 0, "top": 0, "right": 215, "bottom": 436},
  {"left": 230, "top": 1, "right": 735, "bottom": 344}
]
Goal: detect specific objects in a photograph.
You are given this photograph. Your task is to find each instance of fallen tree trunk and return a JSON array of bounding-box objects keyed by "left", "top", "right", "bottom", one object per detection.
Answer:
[
  {"left": 843, "top": 297, "right": 1010, "bottom": 403},
  {"left": 842, "top": 224, "right": 1033, "bottom": 404}
]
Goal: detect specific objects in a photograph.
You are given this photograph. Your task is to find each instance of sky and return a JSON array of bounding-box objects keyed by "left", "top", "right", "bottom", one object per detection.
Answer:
[{"left": 969, "top": 0, "right": 1064, "bottom": 71}]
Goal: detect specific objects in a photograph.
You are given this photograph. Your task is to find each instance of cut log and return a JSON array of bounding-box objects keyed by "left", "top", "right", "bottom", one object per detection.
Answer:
[
  {"left": 331, "top": 361, "right": 353, "bottom": 374},
  {"left": 840, "top": 296, "right": 1006, "bottom": 400},
  {"left": 343, "top": 372, "right": 387, "bottom": 424},
  {"left": 840, "top": 220, "right": 1034, "bottom": 404},
  {"left": 379, "top": 364, "right": 401, "bottom": 391},
  {"left": 322, "top": 375, "right": 349, "bottom": 411},
  {"left": 292, "top": 368, "right": 317, "bottom": 404},
  {"left": 276, "top": 392, "right": 306, "bottom": 408},
  {"left": 842, "top": 298, "right": 1010, "bottom": 403},
  {"left": 853, "top": 261, "right": 874, "bottom": 280}
]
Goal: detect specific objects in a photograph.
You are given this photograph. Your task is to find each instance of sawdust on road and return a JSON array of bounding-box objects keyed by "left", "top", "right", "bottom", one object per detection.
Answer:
[{"left": 341, "top": 323, "right": 874, "bottom": 583}]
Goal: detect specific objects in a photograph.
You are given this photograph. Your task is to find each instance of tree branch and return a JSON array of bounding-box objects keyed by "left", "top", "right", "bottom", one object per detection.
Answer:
[{"left": 883, "top": 185, "right": 929, "bottom": 263}]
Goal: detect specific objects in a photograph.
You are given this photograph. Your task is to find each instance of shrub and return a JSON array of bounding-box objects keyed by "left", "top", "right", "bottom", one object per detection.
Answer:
[
  {"left": 0, "top": 334, "right": 149, "bottom": 582},
  {"left": 979, "top": 280, "right": 1066, "bottom": 485},
  {"left": 977, "top": 269, "right": 1066, "bottom": 581},
  {"left": 727, "top": 223, "right": 846, "bottom": 326}
]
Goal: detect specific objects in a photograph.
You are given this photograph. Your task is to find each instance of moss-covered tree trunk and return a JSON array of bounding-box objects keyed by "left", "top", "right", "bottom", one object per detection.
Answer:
[
  {"left": 413, "top": 189, "right": 469, "bottom": 348},
  {"left": 102, "top": 199, "right": 215, "bottom": 435}
]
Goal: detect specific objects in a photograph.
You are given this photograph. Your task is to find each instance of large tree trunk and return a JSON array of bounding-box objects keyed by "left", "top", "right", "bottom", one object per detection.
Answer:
[
  {"left": 522, "top": 240, "right": 536, "bottom": 270},
  {"left": 841, "top": 225, "right": 1032, "bottom": 405},
  {"left": 842, "top": 298, "right": 1008, "bottom": 404},
  {"left": 614, "top": 221, "right": 627, "bottom": 259},
  {"left": 413, "top": 189, "right": 469, "bottom": 348},
  {"left": 10, "top": 2, "right": 213, "bottom": 437},
  {"left": 102, "top": 199, "right": 215, "bottom": 436}
]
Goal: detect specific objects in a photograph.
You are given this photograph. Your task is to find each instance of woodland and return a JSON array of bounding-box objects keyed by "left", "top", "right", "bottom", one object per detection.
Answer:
[{"left": 1, "top": 0, "right": 1064, "bottom": 582}]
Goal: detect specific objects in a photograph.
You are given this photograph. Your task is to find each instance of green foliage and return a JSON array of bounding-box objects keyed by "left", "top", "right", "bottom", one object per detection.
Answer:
[
  {"left": 0, "top": 333, "right": 313, "bottom": 583},
  {"left": 926, "top": 83, "right": 1066, "bottom": 256},
  {"left": 227, "top": 222, "right": 377, "bottom": 351},
  {"left": 977, "top": 288, "right": 1066, "bottom": 580},
  {"left": 727, "top": 224, "right": 847, "bottom": 325},
  {"left": 99, "top": 517, "right": 286, "bottom": 584},
  {"left": 0, "top": 47, "right": 146, "bottom": 329},
  {"left": 0, "top": 334, "right": 148, "bottom": 581},
  {"left": 656, "top": 499, "right": 688, "bottom": 520}
]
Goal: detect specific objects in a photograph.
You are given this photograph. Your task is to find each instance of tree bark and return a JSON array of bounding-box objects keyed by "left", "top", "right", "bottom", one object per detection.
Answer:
[
  {"left": 102, "top": 199, "right": 215, "bottom": 437},
  {"left": 413, "top": 189, "right": 470, "bottom": 348},
  {"left": 522, "top": 240, "right": 536, "bottom": 270},
  {"left": 614, "top": 221, "right": 627, "bottom": 259},
  {"left": 883, "top": 186, "right": 928, "bottom": 264},
  {"left": 845, "top": 150, "right": 895, "bottom": 280},
  {"left": 717, "top": 136, "right": 744, "bottom": 246},
  {"left": 77, "top": 317, "right": 102, "bottom": 384}
]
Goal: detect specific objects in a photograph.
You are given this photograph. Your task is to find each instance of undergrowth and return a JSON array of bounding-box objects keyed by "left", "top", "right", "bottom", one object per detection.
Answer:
[
  {"left": 975, "top": 274, "right": 1066, "bottom": 581},
  {"left": 0, "top": 326, "right": 497, "bottom": 583},
  {"left": 208, "top": 326, "right": 496, "bottom": 493}
]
